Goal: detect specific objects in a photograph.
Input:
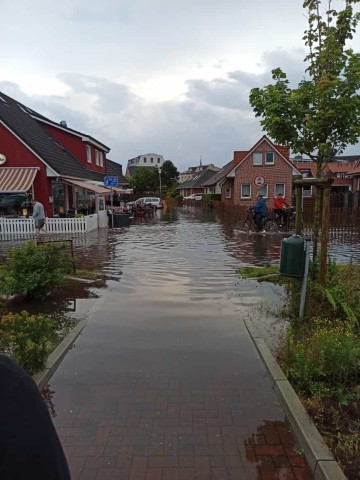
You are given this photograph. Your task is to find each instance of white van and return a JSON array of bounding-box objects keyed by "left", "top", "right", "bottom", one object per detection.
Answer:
[{"left": 130, "top": 197, "right": 164, "bottom": 209}]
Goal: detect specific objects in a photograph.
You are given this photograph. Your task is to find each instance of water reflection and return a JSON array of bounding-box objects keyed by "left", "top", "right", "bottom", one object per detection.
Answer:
[{"left": 243, "top": 420, "right": 312, "bottom": 478}]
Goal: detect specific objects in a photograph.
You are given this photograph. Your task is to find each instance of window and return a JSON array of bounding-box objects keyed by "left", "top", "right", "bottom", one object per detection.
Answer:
[
  {"left": 95, "top": 149, "right": 100, "bottom": 166},
  {"left": 265, "top": 152, "right": 274, "bottom": 164},
  {"left": 253, "top": 152, "right": 262, "bottom": 165},
  {"left": 303, "top": 186, "right": 312, "bottom": 197},
  {"left": 144, "top": 158, "right": 147, "bottom": 163},
  {"left": 99, "top": 152, "right": 104, "bottom": 167},
  {"left": 301, "top": 169, "right": 312, "bottom": 178},
  {"left": 225, "top": 188, "right": 232, "bottom": 199},
  {"left": 241, "top": 184, "right": 251, "bottom": 198},
  {"left": 151, "top": 158, "right": 153, "bottom": 163},
  {"left": 275, "top": 184, "right": 285, "bottom": 196},
  {"left": 257, "top": 184, "right": 268, "bottom": 197},
  {"left": 157, "top": 158, "right": 160, "bottom": 163},
  {"left": 86, "top": 145, "right": 92, "bottom": 163}
]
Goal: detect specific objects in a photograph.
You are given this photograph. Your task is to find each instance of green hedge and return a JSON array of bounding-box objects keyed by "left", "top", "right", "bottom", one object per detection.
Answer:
[
  {"left": 202, "top": 193, "right": 221, "bottom": 201},
  {"left": 0, "top": 241, "right": 74, "bottom": 298}
]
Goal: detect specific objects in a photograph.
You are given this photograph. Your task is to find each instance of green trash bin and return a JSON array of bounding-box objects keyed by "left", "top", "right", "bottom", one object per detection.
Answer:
[{"left": 280, "top": 235, "right": 305, "bottom": 278}]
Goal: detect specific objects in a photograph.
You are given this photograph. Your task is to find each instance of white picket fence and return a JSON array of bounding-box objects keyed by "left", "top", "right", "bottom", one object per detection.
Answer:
[{"left": 0, "top": 214, "right": 100, "bottom": 240}]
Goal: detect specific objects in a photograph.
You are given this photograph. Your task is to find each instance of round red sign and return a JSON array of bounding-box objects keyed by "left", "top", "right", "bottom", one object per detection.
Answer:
[{"left": 253, "top": 175, "right": 265, "bottom": 187}]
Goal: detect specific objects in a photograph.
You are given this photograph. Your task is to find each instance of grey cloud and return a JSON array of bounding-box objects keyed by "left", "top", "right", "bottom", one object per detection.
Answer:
[
  {"left": 260, "top": 48, "right": 309, "bottom": 86},
  {"left": 184, "top": 48, "right": 310, "bottom": 113},
  {"left": 185, "top": 77, "right": 251, "bottom": 111},
  {"left": 67, "top": 2, "right": 134, "bottom": 23},
  {"left": 0, "top": 82, "right": 28, "bottom": 103},
  {"left": 58, "top": 74, "right": 140, "bottom": 112}
]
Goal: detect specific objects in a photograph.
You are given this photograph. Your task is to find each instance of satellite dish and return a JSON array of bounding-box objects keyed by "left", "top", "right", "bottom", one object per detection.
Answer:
[{"left": 0, "top": 154, "right": 7, "bottom": 165}]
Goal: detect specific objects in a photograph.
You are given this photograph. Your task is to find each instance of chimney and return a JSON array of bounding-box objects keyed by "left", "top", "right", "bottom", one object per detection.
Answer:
[{"left": 60, "top": 120, "right": 67, "bottom": 128}]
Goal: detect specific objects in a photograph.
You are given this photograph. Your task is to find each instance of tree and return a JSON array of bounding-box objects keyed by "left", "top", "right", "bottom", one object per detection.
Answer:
[
  {"left": 128, "top": 167, "right": 158, "bottom": 194},
  {"left": 160, "top": 160, "right": 179, "bottom": 188},
  {"left": 249, "top": 0, "right": 360, "bottom": 262}
]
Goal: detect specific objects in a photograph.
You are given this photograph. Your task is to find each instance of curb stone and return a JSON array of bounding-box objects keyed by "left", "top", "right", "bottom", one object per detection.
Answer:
[
  {"left": 244, "top": 320, "right": 347, "bottom": 480},
  {"left": 33, "top": 318, "right": 87, "bottom": 390}
]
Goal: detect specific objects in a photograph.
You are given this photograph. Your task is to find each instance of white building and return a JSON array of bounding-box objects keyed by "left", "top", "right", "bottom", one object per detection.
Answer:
[{"left": 126, "top": 153, "right": 165, "bottom": 176}]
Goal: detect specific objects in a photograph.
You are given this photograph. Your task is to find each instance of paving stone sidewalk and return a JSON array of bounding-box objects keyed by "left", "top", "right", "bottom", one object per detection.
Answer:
[{"left": 50, "top": 295, "right": 312, "bottom": 480}]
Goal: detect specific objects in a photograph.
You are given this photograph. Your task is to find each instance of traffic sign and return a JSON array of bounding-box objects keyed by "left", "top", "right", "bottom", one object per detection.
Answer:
[
  {"left": 253, "top": 175, "right": 265, "bottom": 187},
  {"left": 104, "top": 176, "right": 119, "bottom": 187}
]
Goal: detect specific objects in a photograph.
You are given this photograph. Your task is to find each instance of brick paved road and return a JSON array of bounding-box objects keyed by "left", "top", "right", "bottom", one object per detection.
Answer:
[{"left": 51, "top": 296, "right": 312, "bottom": 480}]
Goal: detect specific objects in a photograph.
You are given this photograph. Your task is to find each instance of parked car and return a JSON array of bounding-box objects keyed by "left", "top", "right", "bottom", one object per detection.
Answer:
[
  {"left": 183, "top": 193, "right": 203, "bottom": 201},
  {"left": 128, "top": 197, "right": 163, "bottom": 209},
  {"left": 0, "top": 194, "right": 27, "bottom": 214}
]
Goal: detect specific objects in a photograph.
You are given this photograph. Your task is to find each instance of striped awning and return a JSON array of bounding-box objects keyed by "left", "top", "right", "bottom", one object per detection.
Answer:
[
  {"left": 62, "top": 177, "right": 109, "bottom": 194},
  {"left": 0, "top": 167, "right": 39, "bottom": 193}
]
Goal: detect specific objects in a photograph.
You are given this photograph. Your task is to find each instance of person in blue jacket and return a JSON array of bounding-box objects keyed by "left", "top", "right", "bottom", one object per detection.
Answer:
[{"left": 250, "top": 195, "right": 268, "bottom": 232}]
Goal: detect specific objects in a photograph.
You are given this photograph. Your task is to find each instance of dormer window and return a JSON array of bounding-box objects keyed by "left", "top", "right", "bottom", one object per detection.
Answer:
[
  {"left": 265, "top": 152, "right": 274, "bottom": 164},
  {"left": 86, "top": 145, "right": 92, "bottom": 163}
]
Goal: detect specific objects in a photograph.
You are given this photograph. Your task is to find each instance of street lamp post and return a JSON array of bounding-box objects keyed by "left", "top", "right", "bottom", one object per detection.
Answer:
[{"left": 158, "top": 167, "right": 162, "bottom": 199}]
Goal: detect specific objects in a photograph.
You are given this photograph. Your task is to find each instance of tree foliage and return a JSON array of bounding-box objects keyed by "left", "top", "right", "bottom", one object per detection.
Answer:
[
  {"left": 160, "top": 160, "right": 179, "bottom": 188},
  {"left": 128, "top": 162, "right": 179, "bottom": 194},
  {"left": 249, "top": 0, "right": 360, "bottom": 176},
  {"left": 128, "top": 166, "right": 158, "bottom": 194}
]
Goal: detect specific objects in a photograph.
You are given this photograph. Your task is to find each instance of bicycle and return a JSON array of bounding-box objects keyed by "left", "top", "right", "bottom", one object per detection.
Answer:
[
  {"left": 234, "top": 209, "right": 278, "bottom": 233},
  {"left": 274, "top": 207, "right": 297, "bottom": 232}
]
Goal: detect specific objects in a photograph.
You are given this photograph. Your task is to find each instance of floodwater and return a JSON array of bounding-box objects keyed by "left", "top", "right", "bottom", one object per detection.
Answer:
[{"left": 10, "top": 204, "right": 358, "bottom": 322}]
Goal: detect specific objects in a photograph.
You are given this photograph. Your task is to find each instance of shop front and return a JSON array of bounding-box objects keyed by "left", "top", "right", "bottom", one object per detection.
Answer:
[{"left": 51, "top": 177, "right": 109, "bottom": 227}]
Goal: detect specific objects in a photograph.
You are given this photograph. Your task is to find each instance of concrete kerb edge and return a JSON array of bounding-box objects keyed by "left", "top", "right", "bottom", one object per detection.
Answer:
[
  {"left": 244, "top": 321, "right": 346, "bottom": 480},
  {"left": 33, "top": 318, "right": 87, "bottom": 390}
]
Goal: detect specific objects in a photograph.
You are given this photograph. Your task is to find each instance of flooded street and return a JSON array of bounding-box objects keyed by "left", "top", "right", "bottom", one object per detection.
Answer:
[
  {"left": 1, "top": 206, "right": 359, "bottom": 479},
  {"left": 25, "top": 205, "right": 358, "bottom": 479}
]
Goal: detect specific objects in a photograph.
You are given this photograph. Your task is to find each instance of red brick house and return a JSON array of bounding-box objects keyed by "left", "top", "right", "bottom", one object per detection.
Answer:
[
  {"left": 294, "top": 160, "right": 359, "bottom": 196},
  {"left": 221, "top": 136, "right": 301, "bottom": 207},
  {"left": 0, "top": 92, "right": 128, "bottom": 220},
  {"left": 349, "top": 161, "right": 360, "bottom": 191}
]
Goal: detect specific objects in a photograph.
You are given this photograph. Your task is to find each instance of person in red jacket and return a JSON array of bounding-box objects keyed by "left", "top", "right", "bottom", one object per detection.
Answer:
[{"left": 273, "top": 193, "right": 290, "bottom": 225}]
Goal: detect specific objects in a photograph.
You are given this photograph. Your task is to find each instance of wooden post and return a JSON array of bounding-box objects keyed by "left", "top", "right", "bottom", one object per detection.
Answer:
[
  {"left": 295, "top": 185, "right": 302, "bottom": 235},
  {"left": 319, "top": 182, "right": 331, "bottom": 285}
]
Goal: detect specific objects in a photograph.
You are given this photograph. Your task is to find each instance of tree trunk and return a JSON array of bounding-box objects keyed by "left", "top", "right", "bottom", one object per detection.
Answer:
[
  {"left": 319, "top": 185, "right": 330, "bottom": 284},
  {"left": 312, "top": 186, "right": 322, "bottom": 261}
]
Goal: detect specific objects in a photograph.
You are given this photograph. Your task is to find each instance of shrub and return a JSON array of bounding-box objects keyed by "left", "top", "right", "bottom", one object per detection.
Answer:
[
  {"left": 0, "top": 311, "right": 54, "bottom": 375},
  {"left": 279, "top": 318, "right": 360, "bottom": 396},
  {"left": 0, "top": 241, "right": 73, "bottom": 298}
]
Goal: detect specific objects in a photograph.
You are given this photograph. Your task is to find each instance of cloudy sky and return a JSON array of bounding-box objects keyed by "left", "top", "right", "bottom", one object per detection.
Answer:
[{"left": 1, "top": 0, "right": 360, "bottom": 172}]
